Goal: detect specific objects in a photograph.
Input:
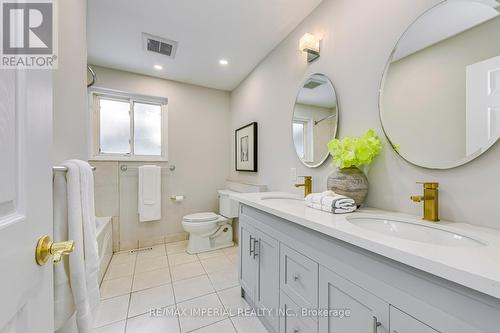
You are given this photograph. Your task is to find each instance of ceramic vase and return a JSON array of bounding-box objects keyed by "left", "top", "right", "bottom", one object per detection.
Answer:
[{"left": 327, "top": 166, "right": 368, "bottom": 207}]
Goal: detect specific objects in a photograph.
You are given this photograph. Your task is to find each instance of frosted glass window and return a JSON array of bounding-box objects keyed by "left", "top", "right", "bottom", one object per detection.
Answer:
[
  {"left": 99, "top": 99, "right": 131, "bottom": 154},
  {"left": 134, "top": 102, "right": 162, "bottom": 156},
  {"left": 293, "top": 122, "right": 305, "bottom": 159},
  {"left": 94, "top": 93, "right": 166, "bottom": 159}
]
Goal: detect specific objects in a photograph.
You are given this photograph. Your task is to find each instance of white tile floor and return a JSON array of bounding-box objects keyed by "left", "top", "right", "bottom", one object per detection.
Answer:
[{"left": 94, "top": 241, "right": 268, "bottom": 333}]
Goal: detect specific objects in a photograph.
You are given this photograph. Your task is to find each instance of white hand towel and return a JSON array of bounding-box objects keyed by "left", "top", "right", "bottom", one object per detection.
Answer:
[
  {"left": 70, "top": 160, "right": 101, "bottom": 314},
  {"left": 306, "top": 191, "right": 338, "bottom": 204},
  {"left": 306, "top": 202, "right": 331, "bottom": 212},
  {"left": 333, "top": 207, "right": 357, "bottom": 214},
  {"left": 54, "top": 160, "right": 100, "bottom": 333},
  {"left": 322, "top": 195, "right": 356, "bottom": 210},
  {"left": 306, "top": 193, "right": 321, "bottom": 204},
  {"left": 138, "top": 165, "right": 162, "bottom": 222},
  {"left": 306, "top": 193, "right": 357, "bottom": 214},
  {"left": 53, "top": 171, "right": 75, "bottom": 332}
]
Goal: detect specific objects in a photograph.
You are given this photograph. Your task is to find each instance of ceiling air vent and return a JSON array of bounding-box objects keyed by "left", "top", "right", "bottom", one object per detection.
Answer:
[
  {"left": 142, "top": 33, "right": 178, "bottom": 58},
  {"left": 303, "top": 78, "right": 325, "bottom": 89}
]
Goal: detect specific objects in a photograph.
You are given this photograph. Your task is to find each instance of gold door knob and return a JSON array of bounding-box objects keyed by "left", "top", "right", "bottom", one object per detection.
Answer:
[{"left": 35, "top": 235, "right": 74, "bottom": 266}]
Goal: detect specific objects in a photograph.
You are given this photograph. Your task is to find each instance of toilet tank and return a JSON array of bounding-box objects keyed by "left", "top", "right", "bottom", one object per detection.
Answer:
[{"left": 218, "top": 190, "right": 239, "bottom": 218}]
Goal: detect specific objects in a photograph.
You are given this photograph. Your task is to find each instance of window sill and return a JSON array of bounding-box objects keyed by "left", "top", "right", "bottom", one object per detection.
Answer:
[{"left": 89, "top": 155, "right": 168, "bottom": 162}]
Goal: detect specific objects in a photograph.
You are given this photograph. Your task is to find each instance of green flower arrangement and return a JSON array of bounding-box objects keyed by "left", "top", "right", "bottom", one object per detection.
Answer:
[{"left": 327, "top": 129, "right": 383, "bottom": 169}]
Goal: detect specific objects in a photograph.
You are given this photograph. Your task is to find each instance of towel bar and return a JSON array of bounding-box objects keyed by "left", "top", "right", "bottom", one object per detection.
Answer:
[
  {"left": 52, "top": 166, "right": 96, "bottom": 172},
  {"left": 120, "top": 164, "right": 173, "bottom": 172}
]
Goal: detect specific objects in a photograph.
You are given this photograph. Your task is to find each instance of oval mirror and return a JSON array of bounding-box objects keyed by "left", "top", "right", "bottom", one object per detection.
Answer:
[
  {"left": 380, "top": 0, "right": 500, "bottom": 169},
  {"left": 292, "top": 74, "right": 339, "bottom": 168}
]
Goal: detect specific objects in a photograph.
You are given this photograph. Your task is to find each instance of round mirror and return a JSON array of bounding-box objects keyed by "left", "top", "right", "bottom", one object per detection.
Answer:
[
  {"left": 292, "top": 74, "right": 339, "bottom": 168},
  {"left": 380, "top": 0, "right": 500, "bottom": 169}
]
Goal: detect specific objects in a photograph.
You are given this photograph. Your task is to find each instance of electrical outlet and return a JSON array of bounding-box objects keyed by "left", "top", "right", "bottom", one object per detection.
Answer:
[{"left": 290, "top": 168, "right": 297, "bottom": 182}]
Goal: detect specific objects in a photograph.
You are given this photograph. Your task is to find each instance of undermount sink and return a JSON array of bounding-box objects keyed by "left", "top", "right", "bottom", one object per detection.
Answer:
[{"left": 347, "top": 216, "right": 486, "bottom": 248}]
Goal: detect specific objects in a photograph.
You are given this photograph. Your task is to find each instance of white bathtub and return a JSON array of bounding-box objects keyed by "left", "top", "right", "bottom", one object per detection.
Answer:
[{"left": 96, "top": 216, "right": 113, "bottom": 284}]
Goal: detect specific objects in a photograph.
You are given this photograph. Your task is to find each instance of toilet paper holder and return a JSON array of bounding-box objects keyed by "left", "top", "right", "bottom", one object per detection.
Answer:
[{"left": 170, "top": 195, "right": 186, "bottom": 201}]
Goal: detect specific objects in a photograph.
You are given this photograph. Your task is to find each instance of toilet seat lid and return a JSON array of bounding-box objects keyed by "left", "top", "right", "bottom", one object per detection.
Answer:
[{"left": 183, "top": 212, "right": 219, "bottom": 223}]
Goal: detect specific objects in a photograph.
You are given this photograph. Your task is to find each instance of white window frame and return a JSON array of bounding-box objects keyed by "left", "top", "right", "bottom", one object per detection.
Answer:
[
  {"left": 293, "top": 116, "right": 314, "bottom": 163},
  {"left": 89, "top": 87, "right": 168, "bottom": 161}
]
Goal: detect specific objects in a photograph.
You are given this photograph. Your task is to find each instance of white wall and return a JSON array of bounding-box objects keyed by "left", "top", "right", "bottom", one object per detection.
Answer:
[
  {"left": 53, "top": 0, "right": 88, "bottom": 163},
  {"left": 229, "top": 0, "right": 500, "bottom": 229},
  {"left": 90, "top": 66, "right": 231, "bottom": 250}
]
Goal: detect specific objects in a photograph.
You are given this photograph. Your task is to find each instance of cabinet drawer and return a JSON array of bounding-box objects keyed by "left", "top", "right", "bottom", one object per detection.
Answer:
[
  {"left": 280, "top": 244, "right": 318, "bottom": 309},
  {"left": 280, "top": 291, "right": 318, "bottom": 333}
]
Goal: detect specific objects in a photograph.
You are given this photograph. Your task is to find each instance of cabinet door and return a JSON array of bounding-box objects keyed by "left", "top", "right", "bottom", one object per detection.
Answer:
[
  {"left": 255, "top": 228, "right": 280, "bottom": 333},
  {"left": 239, "top": 223, "right": 256, "bottom": 298},
  {"left": 319, "top": 266, "right": 389, "bottom": 333},
  {"left": 390, "top": 306, "right": 439, "bottom": 333}
]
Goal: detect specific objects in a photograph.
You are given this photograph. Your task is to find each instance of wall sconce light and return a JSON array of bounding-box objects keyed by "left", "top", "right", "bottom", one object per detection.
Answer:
[{"left": 299, "top": 33, "right": 320, "bottom": 63}]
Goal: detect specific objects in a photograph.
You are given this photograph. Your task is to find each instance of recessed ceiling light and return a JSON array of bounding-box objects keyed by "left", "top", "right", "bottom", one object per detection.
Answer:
[
  {"left": 219, "top": 59, "right": 228, "bottom": 66},
  {"left": 154, "top": 64, "right": 163, "bottom": 70}
]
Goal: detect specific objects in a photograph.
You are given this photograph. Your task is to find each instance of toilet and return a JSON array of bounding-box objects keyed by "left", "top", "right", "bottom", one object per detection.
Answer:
[{"left": 182, "top": 190, "right": 239, "bottom": 254}]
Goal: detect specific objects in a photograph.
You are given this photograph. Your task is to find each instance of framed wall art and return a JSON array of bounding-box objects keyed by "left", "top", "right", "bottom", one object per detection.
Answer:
[{"left": 235, "top": 122, "right": 258, "bottom": 172}]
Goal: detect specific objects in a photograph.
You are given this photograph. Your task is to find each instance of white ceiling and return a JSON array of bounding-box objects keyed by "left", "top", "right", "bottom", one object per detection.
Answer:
[{"left": 87, "top": 0, "right": 323, "bottom": 91}]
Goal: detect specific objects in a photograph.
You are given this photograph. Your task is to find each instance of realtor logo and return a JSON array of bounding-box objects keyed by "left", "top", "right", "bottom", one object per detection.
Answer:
[{"left": 1, "top": 0, "right": 57, "bottom": 69}]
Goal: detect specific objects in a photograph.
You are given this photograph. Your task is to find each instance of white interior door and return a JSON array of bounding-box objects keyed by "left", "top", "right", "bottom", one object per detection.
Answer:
[
  {"left": 0, "top": 69, "right": 53, "bottom": 332},
  {"left": 466, "top": 55, "right": 500, "bottom": 155}
]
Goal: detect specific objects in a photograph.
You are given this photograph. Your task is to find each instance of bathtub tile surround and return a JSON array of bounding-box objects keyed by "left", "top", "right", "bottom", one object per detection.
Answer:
[
  {"left": 91, "top": 161, "right": 190, "bottom": 251},
  {"left": 94, "top": 242, "right": 267, "bottom": 333}
]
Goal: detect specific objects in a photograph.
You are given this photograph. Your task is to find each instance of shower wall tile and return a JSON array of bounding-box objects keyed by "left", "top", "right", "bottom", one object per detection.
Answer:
[{"left": 91, "top": 161, "right": 119, "bottom": 217}]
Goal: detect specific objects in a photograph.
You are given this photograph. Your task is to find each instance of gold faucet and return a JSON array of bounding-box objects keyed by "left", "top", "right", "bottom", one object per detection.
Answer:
[
  {"left": 295, "top": 176, "right": 312, "bottom": 197},
  {"left": 411, "top": 182, "right": 439, "bottom": 222}
]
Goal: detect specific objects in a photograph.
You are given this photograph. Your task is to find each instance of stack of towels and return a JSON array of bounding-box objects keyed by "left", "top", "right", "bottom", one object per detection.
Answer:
[{"left": 305, "top": 190, "right": 357, "bottom": 214}]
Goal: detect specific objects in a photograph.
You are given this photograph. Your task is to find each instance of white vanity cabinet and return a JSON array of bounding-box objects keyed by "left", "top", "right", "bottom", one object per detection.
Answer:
[
  {"left": 239, "top": 214, "right": 280, "bottom": 333},
  {"left": 238, "top": 204, "right": 500, "bottom": 333}
]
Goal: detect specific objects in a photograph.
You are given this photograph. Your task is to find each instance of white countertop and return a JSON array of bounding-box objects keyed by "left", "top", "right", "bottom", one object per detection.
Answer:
[{"left": 230, "top": 192, "right": 500, "bottom": 300}]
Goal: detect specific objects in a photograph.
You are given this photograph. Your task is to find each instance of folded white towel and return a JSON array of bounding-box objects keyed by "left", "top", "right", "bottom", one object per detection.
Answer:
[
  {"left": 306, "top": 202, "right": 329, "bottom": 212},
  {"left": 138, "top": 165, "right": 162, "bottom": 222},
  {"left": 310, "top": 203, "right": 323, "bottom": 210},
  {"left": 307, "top": 194, "right": 323, "bottom": 204},
  {"left": 305, "top": 191, "right": 337, "bottom": 204},
  {"left": 333, "top": 207, "right": 356, "bottom": 214},
  {"left": 322, "top": 195, "right": 356, "bottom": 210},
  {"left": 306, "top": 192, "right": 357, "bottom": 214}
]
